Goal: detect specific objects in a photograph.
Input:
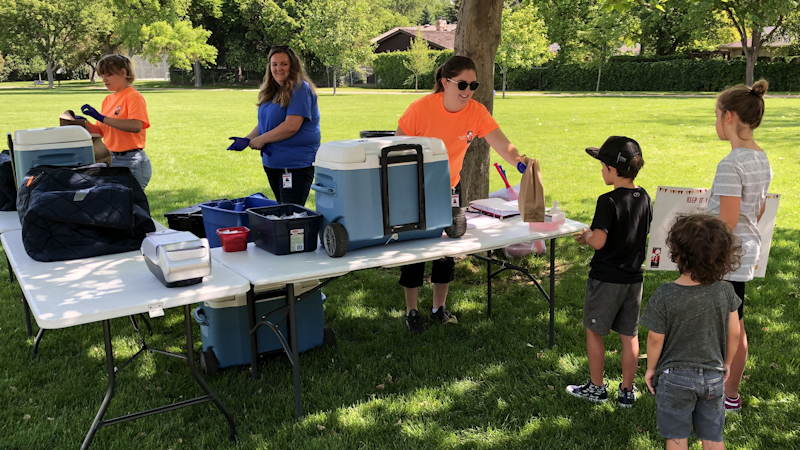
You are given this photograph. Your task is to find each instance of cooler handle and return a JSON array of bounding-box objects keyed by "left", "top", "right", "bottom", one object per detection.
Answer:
[
  {"left": 36, "top": 154, "right": 84, "bottom": 165},
  {"left": 379, "top": 143, "right": 426, "bottom": 235},
  {"left": 310, "top": 183, "right": 335, "bottom": 195},
  {"left": 192, "top": 307, "right": 209, "bottom": 326}
]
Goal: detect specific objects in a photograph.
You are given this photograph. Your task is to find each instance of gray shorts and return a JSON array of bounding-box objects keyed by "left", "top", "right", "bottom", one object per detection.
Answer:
[
  {"left": 583, "top": 278, "right": 642, "bottom": 336},
  {"left": 655, "top": 368, "right": 725, "bottom": 442}
]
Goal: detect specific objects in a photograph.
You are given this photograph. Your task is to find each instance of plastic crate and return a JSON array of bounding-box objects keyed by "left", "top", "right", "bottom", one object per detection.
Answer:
[
  {"left": 217, "top": 226, "right": 249, "bottom": 252},
  {"left": 247, "top": 204, "right": 321, "bottom": 255},
  {"left": 165, "top": 201, "right": 223, "bottom": 238},
  {"left": 200, "top": 193, "right": 277, "bottom": 247}
]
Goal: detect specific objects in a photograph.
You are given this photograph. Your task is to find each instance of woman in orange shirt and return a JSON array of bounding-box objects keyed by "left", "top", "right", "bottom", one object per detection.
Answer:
[
  {"left": 81, "top": 54, "right": 152, "bottom": 188},
  {"left": 397, "top": 55, "right": 527, "bottom": 333}
]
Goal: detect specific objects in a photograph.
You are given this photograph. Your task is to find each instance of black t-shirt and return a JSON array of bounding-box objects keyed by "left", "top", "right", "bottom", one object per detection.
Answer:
[{"left": 589, "top": 187, "right": 652, "bottom": 283}]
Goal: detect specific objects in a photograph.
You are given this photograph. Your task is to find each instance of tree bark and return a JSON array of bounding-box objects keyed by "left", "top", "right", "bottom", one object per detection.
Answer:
[
  {"left": 454, "top": 0, "right": 503, "bottom": 203},
  {"left": 332, "top": 68, "right": 337, "bottom": 96},
  {"left": 745, "top": 27, "right": 761, "bottom": 85},
  {"left": 45, "top": 62, "right": 55, "bottom": 89},
  {"left": 193, "top": 60, "right": 202, "bottom": 88}
]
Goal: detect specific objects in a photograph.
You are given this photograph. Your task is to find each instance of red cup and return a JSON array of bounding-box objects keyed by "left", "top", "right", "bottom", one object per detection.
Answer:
[{"left": 216, "top": 226, "right": 249, "bottom": 252}]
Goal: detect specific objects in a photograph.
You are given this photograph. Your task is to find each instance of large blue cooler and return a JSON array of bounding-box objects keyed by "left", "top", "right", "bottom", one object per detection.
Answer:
[
  {"left": 193, "top": 280, "right": 325, "bottom": 372},
  {"left": 312, "top": 136, "right": 452, "bottom": 257},
  {"left": 199, "top": 193, "right": 277, "bottom": 247},
  {"left": 12, "top": 126, "right": 95, "bottom": 185}
]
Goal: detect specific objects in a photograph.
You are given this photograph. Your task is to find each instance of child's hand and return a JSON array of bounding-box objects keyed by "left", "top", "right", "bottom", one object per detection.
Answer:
[
  {"left": 574, "top": 229, "right": 590, "bottom": 245},
  {"left": 644, "top": 369, "right": 657, "bottom": 394},
  {"left": 80, "top": 104, "right": 105, "bottom": 123}
]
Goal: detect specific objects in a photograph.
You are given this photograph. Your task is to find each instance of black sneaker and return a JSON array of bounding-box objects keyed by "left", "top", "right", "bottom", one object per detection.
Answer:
[
  {"left": 566, "top": 381, "right": 608, "bottom": 403},
  {"left": 431, "top": 307, "right": 458, "bottom": 324},
  {"left": 618, "top": 383, "right": 636, "bottom": 408},
  {"left": 405, "top": 309, "right": 426, "bottom": 333}
]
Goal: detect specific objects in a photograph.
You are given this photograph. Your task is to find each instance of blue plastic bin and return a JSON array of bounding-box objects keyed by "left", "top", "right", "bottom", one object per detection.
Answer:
[
  {"left": 193, "top": 280, "right": 325, "bottom": 370},
  {"left": 200, "top": 193, "right": 277, "bottom": 247}
]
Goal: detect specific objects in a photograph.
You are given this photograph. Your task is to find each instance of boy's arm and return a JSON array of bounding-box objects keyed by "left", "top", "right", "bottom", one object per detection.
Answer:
[
  {"left": 724, "top": 311, "right": 741, "bottom": 382},
  {"left": 575, "top": 228, "right": 607, "bottom": 250},
  {"left": 644, "top": 330, "right": 665, "bottom": 394}
]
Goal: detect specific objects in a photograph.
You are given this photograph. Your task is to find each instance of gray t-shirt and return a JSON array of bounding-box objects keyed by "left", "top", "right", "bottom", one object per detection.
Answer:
[
  {"left": 640, "top": 282, "right": 741, "bottom": 373},
  {"left": 707, "top": 147, "right": 771, "bottom": 281}
]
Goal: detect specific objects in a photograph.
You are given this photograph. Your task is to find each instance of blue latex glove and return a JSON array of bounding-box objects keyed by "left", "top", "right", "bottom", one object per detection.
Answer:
[
  {"left": 227, "top": 137, "right": 250, "bottom": 151},
  {"left": 80, "top": 104, "right": 105, "bottom": 122},
  {"left": 517, "top": 162, "right": 527, "bottom": 173}
]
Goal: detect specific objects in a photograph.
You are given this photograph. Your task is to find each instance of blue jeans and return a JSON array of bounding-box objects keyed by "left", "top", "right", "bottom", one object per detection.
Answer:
[
  {"left": 655, "top": 367, "right": 725, "bottom": 442},
  {"left": 112, "top": 150, "right": 152, "bottom": 189}
]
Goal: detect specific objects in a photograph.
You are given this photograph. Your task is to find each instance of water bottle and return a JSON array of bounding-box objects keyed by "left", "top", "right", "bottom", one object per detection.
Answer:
[{"left": 547, "top": 201, "right": 565, "bottom": 226}]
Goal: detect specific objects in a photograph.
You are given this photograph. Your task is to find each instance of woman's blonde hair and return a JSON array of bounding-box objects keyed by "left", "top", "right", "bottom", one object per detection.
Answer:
[
  {"left": 97, "top": 54, "right": 135, "bottom": 83},
  {"left": 257, "top": 46, "right": 315, "bottom": 107},
  {"left": 717, "top": 79, "right": 769, "bottom": 129}
]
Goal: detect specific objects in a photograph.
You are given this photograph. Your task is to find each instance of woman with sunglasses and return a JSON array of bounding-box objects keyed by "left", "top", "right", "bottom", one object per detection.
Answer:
[
  {"left": 227, "top": 46, "right": 321, "bottom": 206},
  {"left": 396, "top": 55, "right": 527, "bottom": 333}
]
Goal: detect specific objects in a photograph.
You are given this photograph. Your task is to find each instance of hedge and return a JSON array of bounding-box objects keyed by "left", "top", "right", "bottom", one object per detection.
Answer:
[{"left": 372, "top": 50, "right": 453, "bottom": 89}]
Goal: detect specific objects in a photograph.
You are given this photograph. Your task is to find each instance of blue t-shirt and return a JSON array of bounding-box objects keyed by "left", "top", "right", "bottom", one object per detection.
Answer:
[{"left": 257, "top": 81, "right": 321, "bottom": 168}]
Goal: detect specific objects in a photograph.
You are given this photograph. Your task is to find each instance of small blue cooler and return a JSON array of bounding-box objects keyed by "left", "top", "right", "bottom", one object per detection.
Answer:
[
  {"left": 312, "top": 136, "right": 452, "bottom": 257},
  {"left": 193, "top": 280, "right": 325, "bottom": 371},
  {"left": 199, "top": 193, "right": 277, "bottom": 247},
  {"left": 12, "top": 126, "right": 95, "bottom": 186}
]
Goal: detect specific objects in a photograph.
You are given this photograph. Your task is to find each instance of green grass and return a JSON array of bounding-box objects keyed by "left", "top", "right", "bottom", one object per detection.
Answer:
[{"left": 0, "top": 86, "right": 798, "bottom": 449}]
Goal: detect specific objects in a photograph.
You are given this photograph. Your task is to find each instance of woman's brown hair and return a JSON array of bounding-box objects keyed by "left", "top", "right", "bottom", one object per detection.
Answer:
[
  {"left": 433, "top": 55, "right": 477, "bottom": 93},
  {"left": 97, "top": 54, "right": 135, "bottom": 83},
  {"left": 717, "top": 79, "right": 769, "bottom": 129},
  {"left": 666, "top": 214, "right": 742, "bottom": 285},
  {"left": 257, "top": 46, "right": 315, "bottom": 107}
]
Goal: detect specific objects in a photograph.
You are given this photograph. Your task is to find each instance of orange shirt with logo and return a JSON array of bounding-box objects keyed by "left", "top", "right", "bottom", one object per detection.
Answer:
[
  {"left": 96, "top": 86, "right": 150, "bottom": 152},
  {"left": 398, "top": 92, "right": 498, "bottom": 187}
]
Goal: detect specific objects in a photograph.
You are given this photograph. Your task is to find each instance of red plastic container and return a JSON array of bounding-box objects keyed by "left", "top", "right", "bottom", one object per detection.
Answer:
[{"left": 216, "top": 226, "right": 250, "bottom": 252}]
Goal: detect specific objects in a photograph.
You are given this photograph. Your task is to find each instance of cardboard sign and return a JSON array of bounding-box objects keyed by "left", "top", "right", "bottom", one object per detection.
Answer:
[{"left": 647, "top": 186, "right": 780, "bottom": 277}]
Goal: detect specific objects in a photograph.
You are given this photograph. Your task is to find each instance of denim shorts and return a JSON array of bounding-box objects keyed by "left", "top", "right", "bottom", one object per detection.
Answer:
[
  {"left": 112, "top": 150, "right": 152, "bottom": 189},
  {"left": 655, "top": 367, "right": 725, "bottom": 442}
]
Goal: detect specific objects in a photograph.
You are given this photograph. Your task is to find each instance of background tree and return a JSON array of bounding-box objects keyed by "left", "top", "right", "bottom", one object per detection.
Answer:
[
  {"left": 454, "top": 0, "right": 503, "bottom": 203},
  {"left": 533, "top": 0, "right": 596, "bottom": 63},
  {"left": 635, "top": 0, "right": 726, "bottom": 56},
  {"left": 301, "top": 0, "right": 376, "bottom": 95},
  {"left": 496, "top": 2, "right": 552, "bottom": 98},
  {"left": 576, "top": 3, "right": 635, "bottom": 91},
  {"left": 403, "top": 31, "right": 437, "bottom": 90},
  {"left": 141, "top": 21, "right": 218, "bottom": 87}
]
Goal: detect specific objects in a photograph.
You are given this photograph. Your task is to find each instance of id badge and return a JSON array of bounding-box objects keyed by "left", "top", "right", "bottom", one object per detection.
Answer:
[
  {"left": 450, "top": 188, "right": 460, "bottom": 207},
  {"left": 282, "top": 172, "right": 292, "bottom": 189}
]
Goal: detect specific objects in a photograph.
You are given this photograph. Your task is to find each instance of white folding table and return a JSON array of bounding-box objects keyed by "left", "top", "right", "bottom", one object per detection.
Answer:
[
  {"left": 1, "top": 229, "right": 250, "bottom": 449},
  {"left": 211, "top": 214, "right": 586, "bottom": 417},
  {"left": 0, "top": 210, "right": 20, "bottom": 233}
]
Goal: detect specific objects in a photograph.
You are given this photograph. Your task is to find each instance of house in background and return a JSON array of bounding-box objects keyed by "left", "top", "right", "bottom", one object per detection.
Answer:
[
  {"left": 372, "top": 19, "right": 457, "bottom": 53},
  {"left": 131, "top": 55, "right": 170, "bottom": 80},
  {"left": 718, "top": 27, "right": 793, "bottom": 59}
]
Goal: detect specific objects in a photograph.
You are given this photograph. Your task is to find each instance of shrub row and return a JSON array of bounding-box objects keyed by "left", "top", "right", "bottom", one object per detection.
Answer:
[{"left": 372, "top": 50, "right": 453, "bottom": 89}]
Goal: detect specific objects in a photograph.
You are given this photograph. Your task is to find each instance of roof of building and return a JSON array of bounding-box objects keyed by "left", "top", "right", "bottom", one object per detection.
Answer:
[{"left": 372, "top": 22, "right": 458, "bottom": 50}]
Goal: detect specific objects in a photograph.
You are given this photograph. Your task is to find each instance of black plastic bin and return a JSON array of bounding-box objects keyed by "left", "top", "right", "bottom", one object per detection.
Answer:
[
  {"left": 247, "top": 204, "right": 322, "bottom": 255},
  {"left": 165, "top": 202, "right": 221, "bottom": 238},
  {"left": 359, "top": 130, "right": 396, "bottom": 139}
]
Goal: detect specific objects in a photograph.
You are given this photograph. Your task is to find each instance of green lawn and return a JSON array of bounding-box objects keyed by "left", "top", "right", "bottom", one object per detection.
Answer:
[{"left": 0, "top": 86, "right": 798, "bottom": 449}]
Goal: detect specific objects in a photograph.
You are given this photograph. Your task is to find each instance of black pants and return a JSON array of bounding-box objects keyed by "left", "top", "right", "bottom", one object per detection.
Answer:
[
  {"left": 263, "top": 166, "right": 315, "bottom": 206},
  {"left": 727, "top": 280, "right": 745, "bottom": 319},
  {"left": 399, "top": 257, "right": 456, "bottom": 288}
]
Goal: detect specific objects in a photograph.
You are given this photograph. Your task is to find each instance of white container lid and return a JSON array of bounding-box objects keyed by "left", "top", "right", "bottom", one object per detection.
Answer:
[
  {"left": 314, "top": 136, "right": 448, "bottom": 170},
  {"left": 204, "top": 279, "right": 321, "bottom": 309},
  {"left": 13, "top": 125, "right": 91, "bottom": 149}
]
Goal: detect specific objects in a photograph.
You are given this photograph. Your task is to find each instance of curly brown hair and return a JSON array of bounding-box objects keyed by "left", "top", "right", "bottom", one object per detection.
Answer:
[{"left": 666, "top": 214, "right": 741, "bottom": 285}]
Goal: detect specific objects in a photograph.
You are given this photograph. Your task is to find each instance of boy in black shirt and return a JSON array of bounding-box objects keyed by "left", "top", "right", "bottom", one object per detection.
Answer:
[{"left": 566, "top": 136, "right": 652, "bottom": 407}]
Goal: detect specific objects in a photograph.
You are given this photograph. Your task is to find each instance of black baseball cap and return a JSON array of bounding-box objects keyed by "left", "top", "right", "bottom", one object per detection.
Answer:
[{"left": 585, "top": 136, "right": 642, "bottom": 170}]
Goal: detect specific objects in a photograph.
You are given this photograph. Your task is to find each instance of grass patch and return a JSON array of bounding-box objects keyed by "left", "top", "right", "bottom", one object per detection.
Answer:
[{"left": 0, "top": 88, "right": 798, "bottom": 449}]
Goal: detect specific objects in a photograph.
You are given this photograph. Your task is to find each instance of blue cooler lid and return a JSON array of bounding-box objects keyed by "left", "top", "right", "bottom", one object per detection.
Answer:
[{"left": 314, "top": 136, "right": 448, "bottom": 170}]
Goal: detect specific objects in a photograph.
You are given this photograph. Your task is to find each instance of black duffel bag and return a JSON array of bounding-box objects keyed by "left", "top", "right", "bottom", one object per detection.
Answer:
[
  {"left": 0, "top": 151, "right": 15, "bottom": 211},
  {"left": 17, "top": 165, "right": 156, "bottom": 261}
]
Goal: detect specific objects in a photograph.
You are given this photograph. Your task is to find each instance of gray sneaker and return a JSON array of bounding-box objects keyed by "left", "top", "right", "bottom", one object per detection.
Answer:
[
  {"left": 618, "top": 383, "right": 636, "bottom": 408},
  {"left": 431, "top": 307, "right": 458, "bottom": 324},
  {"left": 566, "top": 381, "right": 608, "bottom": 403},
  {"left": 405, "top": 309, "right": 426, "bottom": 333}
]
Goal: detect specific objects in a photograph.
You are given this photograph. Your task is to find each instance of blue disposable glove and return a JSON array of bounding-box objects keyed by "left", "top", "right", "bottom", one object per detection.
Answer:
[
  {"left": 227, "top": 137, "right": 250, "bottom": 151},
  {"left": 80, "top": 104, "right": 105, "bottom": 123},
  {"left": 517, "top": 162, "right": 527, "bottom": 173}
]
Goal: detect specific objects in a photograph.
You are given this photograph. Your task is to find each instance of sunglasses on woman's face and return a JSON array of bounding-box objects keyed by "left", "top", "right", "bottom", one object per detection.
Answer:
[{"left": 447, "top": 78, "right": 480, "bottom": 91}]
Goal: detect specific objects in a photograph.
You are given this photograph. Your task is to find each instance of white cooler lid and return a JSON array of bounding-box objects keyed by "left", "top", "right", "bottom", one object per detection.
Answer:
[
  {"left": 204, "top": 279, "right": 321, "bottom": 309},
  {"left": 14, "top": 125, "right": 91, "bottom": 150},
  {"left": 314, "top": 136, "right": 448, "bottom": 170}
]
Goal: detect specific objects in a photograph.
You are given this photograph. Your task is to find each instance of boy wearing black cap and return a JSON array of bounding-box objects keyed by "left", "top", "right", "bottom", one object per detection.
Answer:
[{"left": 566, "top": 136, "right": 652, "bottom": 408}]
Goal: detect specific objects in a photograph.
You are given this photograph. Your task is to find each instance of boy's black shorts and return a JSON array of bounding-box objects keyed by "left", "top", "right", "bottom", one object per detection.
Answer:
[{"left": 583, "top": 278, "right": 643, "bottom": 336}]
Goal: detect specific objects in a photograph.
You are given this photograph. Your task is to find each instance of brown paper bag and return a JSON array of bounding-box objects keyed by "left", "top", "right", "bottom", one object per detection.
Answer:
[
  {"left": 59, "top": 110, "right": 113, "bottom": 166},
  {"left": 517, "top": 156, "right": 545, "bottom": 222}
]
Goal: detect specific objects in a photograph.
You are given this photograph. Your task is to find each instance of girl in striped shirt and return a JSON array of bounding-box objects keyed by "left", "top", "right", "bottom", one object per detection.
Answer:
[{"left": 708, "top": 79, "right": 772, "bottom": 412}]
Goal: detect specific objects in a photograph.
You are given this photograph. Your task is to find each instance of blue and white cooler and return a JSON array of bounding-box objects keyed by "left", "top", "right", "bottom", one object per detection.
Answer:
[
  {"left": 12, "top": 126, "right": 95, "bottom": 186},
  {"left": 312, "top": 136, "right": 455, "bottom": 257},
  {"left": 193, "top": 280, "right": 327, "bottom": 373}
]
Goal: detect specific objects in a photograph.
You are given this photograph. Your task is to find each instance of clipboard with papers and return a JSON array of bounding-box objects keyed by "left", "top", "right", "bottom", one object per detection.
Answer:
[{"left": 468, "top": 198, "right": 520, "bottom": 219}]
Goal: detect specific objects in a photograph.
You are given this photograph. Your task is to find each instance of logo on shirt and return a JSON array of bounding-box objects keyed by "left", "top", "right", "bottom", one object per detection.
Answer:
[
  {"left": 114, "top": 105, "right": 122, "bottom": 116},
  {"left": 462, "top": 130, "right": 475, "bottom": 144}
]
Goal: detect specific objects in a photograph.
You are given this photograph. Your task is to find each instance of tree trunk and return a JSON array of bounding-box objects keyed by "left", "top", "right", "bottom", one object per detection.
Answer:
[
  {"left": 193, "top": 60, "right": 202, "bottom": 88},
  {"left": 332, "top": 68, "right": 337, "bottom": 96},
  {"left": 595, "top": 60, "right": 602, "bottom": 92},
  {"left": 744, "top": 27, "right": 761, "bottom": 85},
  {"left": 415, "top": 74, "right": 418, "bottom": 90},
  {"left": 454, "top": 0, "right": 503, "bottom": 203},
  {"left": 502, "top": 65, "right": 507, "bottom": 99},
  {"left": 46, "top": 62, "right": 55, "bottom": 89},
  {"left": 87, "top": 63, "right": 97, "bottom": 83}
]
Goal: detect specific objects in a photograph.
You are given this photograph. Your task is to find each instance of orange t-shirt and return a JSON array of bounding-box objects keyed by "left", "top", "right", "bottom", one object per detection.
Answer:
[
  {"left": 96, "top": 86, "right": 150, "bottom": 152},
  {"left": 398, "top": 92, "right": 499, "bottom": 187}
]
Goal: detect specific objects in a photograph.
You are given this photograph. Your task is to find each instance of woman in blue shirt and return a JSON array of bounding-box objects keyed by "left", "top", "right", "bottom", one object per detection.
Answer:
[{"left": 229, "top": 46, "right": 321, "bottom": 206}]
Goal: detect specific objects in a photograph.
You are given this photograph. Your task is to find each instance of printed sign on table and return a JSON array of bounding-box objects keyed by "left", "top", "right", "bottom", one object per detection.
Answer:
[{"left": 647, "top": 186, "right": 780, "bottom": 278}]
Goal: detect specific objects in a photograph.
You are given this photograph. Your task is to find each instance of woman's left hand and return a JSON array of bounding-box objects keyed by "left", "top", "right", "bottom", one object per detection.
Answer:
[{"left": 249, "top": 135, "right": 267, "bottom": 150}]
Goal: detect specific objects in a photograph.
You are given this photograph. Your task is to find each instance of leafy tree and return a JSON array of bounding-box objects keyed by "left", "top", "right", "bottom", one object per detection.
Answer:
[
  {"left": 496, "top": 3, "right": 552, "bottom": 98},
  {"left": 533, "top": 0, "right": 597, "bottom": 62},
  {"left": 141, "top": 20, "right": 218, "bottom": 87},
  {"left": 403, "top": 31, "right": 437, "bottom": 90},
  {"left": 634, "top": 0, "right": 727, "bottom": 56},
  {"left": 301, "top": 0, "right": 376, "bottom": 95},
  {"left": 0, "top": 53, "right": 8, "bottom": 82},
  {"left": 576, "top": 3, "right": 636, "bottom": 91}
]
